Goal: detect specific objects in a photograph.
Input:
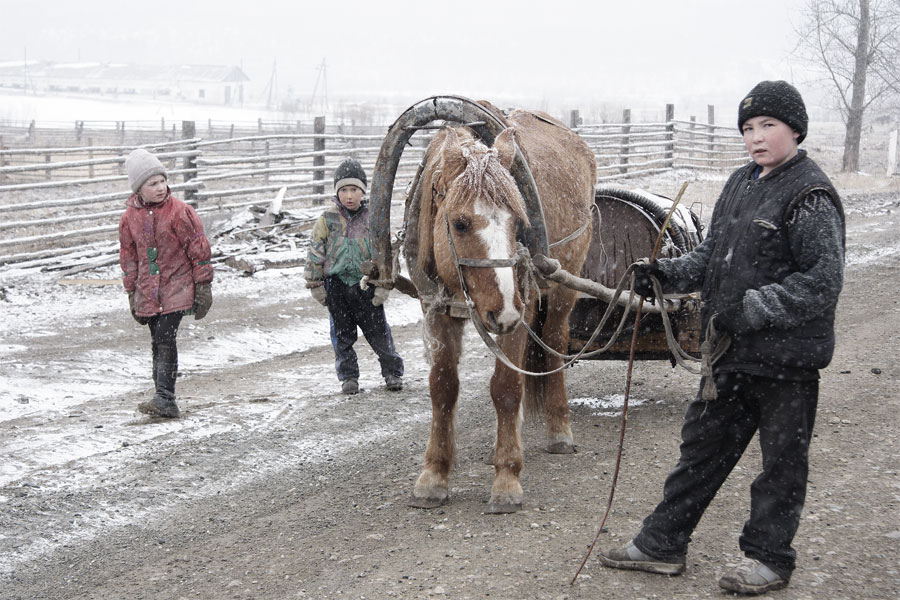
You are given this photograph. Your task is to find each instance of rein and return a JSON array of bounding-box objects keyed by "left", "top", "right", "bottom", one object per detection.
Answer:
[{"left": 571, "top": 181, "right": 690, "bottom": 584}]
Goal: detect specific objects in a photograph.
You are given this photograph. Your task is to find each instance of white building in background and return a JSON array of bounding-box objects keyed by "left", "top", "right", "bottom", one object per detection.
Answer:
[{"left": 0, "top": 61, "right": 250, "bottom": 106}]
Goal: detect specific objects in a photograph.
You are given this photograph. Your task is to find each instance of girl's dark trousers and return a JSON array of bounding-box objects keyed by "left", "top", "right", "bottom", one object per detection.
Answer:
[{"left": 148, "top": 311, "right": 183, "bottom": 399}]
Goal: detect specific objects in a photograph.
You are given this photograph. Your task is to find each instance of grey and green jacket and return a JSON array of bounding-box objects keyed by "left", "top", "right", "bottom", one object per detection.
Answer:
[{"left": 304, "top": 196, "right": 373, "bottom": 287}]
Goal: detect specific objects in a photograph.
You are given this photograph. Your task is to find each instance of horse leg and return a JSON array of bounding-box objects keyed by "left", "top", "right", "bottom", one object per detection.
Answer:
[
  {"left": 409, "top": 314, "right": 464, "bottom": 509},
  {"left": 486, "top": 328, "right": 528, "bottom": 514},
  {"left": 541, "top": 288, "right": 578, "bottom": 454}
]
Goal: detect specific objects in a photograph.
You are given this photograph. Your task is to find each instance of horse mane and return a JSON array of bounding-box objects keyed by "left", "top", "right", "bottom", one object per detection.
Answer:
[{"left": 446, "top": 144, "right": 530, "bottom": 226}]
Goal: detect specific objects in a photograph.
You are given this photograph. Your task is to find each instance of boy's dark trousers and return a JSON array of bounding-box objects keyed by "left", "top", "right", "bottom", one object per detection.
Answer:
[
  {"left": 325, "top": 276, "right": 403, "bottom": 382},
  {"left": 633, "top": 371, "right": 818, "bottom": 581}
]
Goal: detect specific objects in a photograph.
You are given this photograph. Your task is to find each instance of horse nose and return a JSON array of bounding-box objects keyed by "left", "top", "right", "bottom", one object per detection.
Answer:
[
  {"left": 484, "top": 309, "right": 517, "bottom": 335},
  {"left": 484, "top": 311, "right": 502, "bottom": 334}
]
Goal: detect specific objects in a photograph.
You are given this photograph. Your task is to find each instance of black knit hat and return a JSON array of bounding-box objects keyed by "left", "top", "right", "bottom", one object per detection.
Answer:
[
  {"left": 333, "top": 157, "right": 367, "bottom": 193},
  {"left": 737, "top": 80, "right": 808, "bottom": 143}
]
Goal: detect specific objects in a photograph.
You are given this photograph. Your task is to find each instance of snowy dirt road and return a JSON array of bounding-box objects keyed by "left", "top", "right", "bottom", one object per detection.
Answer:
[{"left": 1, "top": 178, "right": 898, "bottom": 600}]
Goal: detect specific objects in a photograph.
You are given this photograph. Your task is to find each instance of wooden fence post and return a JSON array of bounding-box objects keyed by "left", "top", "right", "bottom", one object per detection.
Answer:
[
  {"left": 665, "top": 104, "right": 675, "bottom": 168},
  {"left": 689, "top": 116, "right": 696, "bottom": 161},
  {"left": 313, "top": 116, "right": 326, "bottom": 199},
  {"left": 28, "top": 120, "right": 35, "bottom": 143},
  {"left": 569, "top": 109, "right": 580, "bottom": 129},
  {"left": 619, "top": 108, "right": 632, "bottom": 174},
  {"left": 75, "top": 121, "right": 83, "bottom": 142},
  {"left": 888, "top": 128, "right": 898, "bottom": 177},
  {"left": 88, "top": 138, "right": 94, "bottom": 179},
  {"left": 258, "top": 118, "right": 263, "bottom": 134},
  {"left": 0, "top": 136, "right": 5, "bottom": 168},
  {"left": 264, "top": 140, "right": 271, "bottom": 185},
  {"left": 707, "top": 105, "right": 716, "bottom": 155},
  {"left": 182, "top": 121, "right": 197, "bottom": 203},
  {"left": 45, "top": 152, "right": 52, "bottom": 181}
]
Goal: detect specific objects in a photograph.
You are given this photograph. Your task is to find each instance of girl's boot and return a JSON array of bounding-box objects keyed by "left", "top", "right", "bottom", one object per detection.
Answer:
[{"left": 138, "top": 362, "right": 180, "bottom": 418}]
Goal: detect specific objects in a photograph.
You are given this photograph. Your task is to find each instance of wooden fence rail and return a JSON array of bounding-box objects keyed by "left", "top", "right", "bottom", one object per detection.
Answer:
[{"left": 0, "top": 106, "right": 748, "bottom": 264}]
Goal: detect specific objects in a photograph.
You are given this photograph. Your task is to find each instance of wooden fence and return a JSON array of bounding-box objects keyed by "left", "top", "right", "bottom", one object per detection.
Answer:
[{"left": 0, "top": 105, "right": 748, "bottom": 268}]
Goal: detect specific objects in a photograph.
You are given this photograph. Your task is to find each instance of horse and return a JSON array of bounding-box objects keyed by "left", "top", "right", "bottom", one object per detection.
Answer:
[{"left": 370, "top": 98, "right": 596, "bottom": 513}]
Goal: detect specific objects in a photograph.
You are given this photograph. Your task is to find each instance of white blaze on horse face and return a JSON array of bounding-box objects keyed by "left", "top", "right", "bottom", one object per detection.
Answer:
[{"left": 474, "top": 198, "right": 519, "bottom": 329}]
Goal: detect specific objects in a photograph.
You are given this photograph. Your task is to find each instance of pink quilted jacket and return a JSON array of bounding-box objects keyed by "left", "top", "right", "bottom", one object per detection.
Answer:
[{"left": 119, "top": 192, "right": 213, "bottom": 316}]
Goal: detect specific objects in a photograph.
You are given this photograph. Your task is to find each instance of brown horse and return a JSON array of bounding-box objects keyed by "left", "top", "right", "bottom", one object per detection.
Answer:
[{"left": 404, "top": 105, "right": 596, "bottom": 513}]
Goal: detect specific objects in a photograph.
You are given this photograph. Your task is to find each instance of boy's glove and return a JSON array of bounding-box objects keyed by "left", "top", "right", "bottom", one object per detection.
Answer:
[
  {"left": 372, "top": 286, "right": 389, "bottom": 307},
  {"left": 714, "top": 302, "right": 754, "bottom": 335},
  {"left": 632, "top": 260, "right": 666, "bottom": 301},
  {"left": 310, "top": 285, "right": 327, "bottom": 306},
  {"left": 128, "top": 292, "right": 150, "bottom": 325},
  {"left": 193, "top": 283, "right": 213, "bottom": 320}
]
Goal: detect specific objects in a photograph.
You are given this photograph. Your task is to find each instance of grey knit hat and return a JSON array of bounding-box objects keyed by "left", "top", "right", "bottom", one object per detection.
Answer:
[
  {"left": 333, "top": 157, "right": 367, "bottom": 193},
  {"left": 125, "top": 148, "right": 168, "bottom": 193},
  {"left": 738, "top": 80, "right": 808, "bottom": 143}
]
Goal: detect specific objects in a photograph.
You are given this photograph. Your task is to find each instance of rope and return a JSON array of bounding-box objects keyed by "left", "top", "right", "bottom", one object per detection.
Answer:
[{"left": 571, "top": 181, "right": 690, "bottom": 584}]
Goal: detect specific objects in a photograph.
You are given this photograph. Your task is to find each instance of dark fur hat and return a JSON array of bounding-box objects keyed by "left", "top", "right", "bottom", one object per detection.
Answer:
[
  {"left": 738, "top": 80, "right": 808, "bottom": 144},
  {"left": 333, "top": 157, "right": 367, "bottom": 193}
]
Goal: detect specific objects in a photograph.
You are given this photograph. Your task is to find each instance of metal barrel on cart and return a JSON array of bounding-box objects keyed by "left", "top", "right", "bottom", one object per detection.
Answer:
[{"left": 568, "top": 185, "right": 704, "bottom": 361}]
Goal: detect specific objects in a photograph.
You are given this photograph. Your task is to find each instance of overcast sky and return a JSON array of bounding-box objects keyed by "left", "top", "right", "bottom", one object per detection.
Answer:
[{"left": 2, "top": 0, "right": 815, "bottom": 118}]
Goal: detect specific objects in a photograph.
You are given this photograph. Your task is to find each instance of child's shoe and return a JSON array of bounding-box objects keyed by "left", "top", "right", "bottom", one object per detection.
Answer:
[
  {"left": 138, "top": 394, "right": 181, "bottom": 418},
  {"left": 599, "top": 540, "right": 685, "bottom": 575},
  {"left": 718, "top": 558, "right": 787, "bottom": 595}
]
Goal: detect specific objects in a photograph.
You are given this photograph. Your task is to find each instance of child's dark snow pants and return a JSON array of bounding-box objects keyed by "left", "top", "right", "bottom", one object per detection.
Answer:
[
  {"left": 325, "top": 276, "right": 403, "bottom": 382},
  {"left": 633, "top": 371, "right": 818, "bottom": 581}
]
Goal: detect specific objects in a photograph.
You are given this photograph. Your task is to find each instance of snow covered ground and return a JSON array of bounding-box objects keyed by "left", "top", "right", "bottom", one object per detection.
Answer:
[{"left": 0, "top": 255, "right": 641, "bottom": 494}]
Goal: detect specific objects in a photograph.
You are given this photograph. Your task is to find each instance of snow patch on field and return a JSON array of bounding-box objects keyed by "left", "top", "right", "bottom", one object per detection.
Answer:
[{"left": 570, "top": 394, "right": 648, "bottom": 417}]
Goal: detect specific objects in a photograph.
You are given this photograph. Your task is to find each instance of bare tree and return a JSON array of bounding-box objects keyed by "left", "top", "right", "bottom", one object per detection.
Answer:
[{"left": 795, "top": 0, "right": 900, "bottom": 171}]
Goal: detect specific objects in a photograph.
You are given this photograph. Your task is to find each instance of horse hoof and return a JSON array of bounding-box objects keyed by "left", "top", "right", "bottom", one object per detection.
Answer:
[
  {"left": 485, "top": 501, "right": 523, "bottom": 514},
  {"left": 408, "top": 494, "right": 447, "bottom": 509},
  {"left": 546, "top": 441, "right": 576, "bottom": 454}
]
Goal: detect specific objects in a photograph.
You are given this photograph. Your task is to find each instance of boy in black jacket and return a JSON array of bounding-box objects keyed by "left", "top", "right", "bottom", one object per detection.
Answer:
[{"left": 601, "top": 80, "right": 845, "bottom": 595}]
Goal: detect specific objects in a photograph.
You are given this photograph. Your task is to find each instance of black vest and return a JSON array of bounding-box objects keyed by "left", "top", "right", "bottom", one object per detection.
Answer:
[{"left": 703, "top": 151, "right": 844, "bottom": 375}]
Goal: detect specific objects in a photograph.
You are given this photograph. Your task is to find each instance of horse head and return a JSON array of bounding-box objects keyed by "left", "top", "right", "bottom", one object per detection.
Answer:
[{"left": 431, "top": 127, "right": 531, "bottom": 335}]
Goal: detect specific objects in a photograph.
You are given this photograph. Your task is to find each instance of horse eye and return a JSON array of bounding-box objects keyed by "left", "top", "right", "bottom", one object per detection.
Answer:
[{"left": 452, "top": 217, "right": 470, "bottom": 233}]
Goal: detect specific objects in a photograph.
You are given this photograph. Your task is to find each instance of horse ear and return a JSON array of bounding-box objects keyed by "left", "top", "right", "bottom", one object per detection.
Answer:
[
  {"left": 493, "top": 127, "right": 517, "bottom": 170},
  {"left": 440, "top": 128, "right": 467, "bottom": 182}
]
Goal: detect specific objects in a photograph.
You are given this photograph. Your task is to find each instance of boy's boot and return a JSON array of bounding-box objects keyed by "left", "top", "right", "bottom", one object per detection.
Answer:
[
  {"left": 138, "top": 362, "right": 181, "bottom": 418},
  {"left": 718, "top": 558, "right": 787, "bottom": 594},
  {"left": 599, "top": 540, "right": 685, "bottom": 576},
  {"left": 342, "top": 378, "right": 359, "bottom": 395}
]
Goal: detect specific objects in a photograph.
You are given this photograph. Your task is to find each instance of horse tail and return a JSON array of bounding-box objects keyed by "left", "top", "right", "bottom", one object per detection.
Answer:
[{"left": 522, "top": 303, "right": 548, "bottom": 421}]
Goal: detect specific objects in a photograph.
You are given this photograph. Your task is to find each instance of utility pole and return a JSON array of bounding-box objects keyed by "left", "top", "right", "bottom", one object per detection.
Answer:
[
  {"left": 310, "top": 58, "right": 328, "bottom": 115},
  {"left": 264, "top": 60, "right": 278, "bottom": 110}
]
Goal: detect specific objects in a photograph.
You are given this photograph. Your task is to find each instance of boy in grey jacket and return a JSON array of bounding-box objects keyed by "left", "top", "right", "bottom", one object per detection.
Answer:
[{"left": 304, "top": 158, "right": 404, "bottom": 395}]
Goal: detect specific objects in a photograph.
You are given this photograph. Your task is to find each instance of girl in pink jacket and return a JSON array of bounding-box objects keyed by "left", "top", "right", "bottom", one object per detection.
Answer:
[{"left": 119, "top": 149, "right": 214, "bottom": 418}]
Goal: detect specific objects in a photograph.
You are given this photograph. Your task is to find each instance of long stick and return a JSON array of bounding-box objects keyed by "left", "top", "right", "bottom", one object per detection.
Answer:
[{"left": 571, "top": 181, "right": 689, "bottom": 584}]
